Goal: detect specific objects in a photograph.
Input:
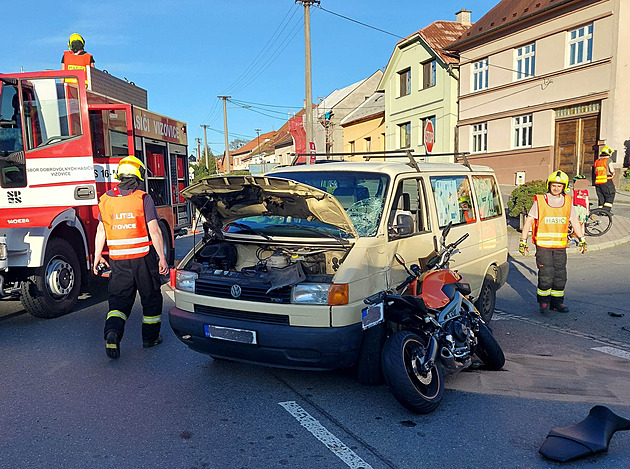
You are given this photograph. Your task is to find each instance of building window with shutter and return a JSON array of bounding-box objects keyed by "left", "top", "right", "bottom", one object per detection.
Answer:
[
  {"left": 399, "top": 122, "right": 411, "bottom": 148},
  {"left": 398, "top": 68, "right": 411, "bottom": 97},
  {"left": 422, "top": 60, "right": 436, "bottom": 89}
]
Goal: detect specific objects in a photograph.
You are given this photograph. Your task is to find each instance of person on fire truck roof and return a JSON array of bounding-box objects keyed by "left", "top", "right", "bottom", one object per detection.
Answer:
[
  {"left": 61, "top": 33, "right": 95, "bottom": 84},
  {"left": 519, "top": 170, "right": 586, "bottom": 315},
  {"left": 93, "top": 156, "right": 169, "bottom": 360}
]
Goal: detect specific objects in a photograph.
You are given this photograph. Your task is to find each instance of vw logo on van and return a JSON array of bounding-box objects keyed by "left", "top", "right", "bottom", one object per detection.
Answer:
[{"left": 230, "top": 284, "right": 242, "bottom": 298}]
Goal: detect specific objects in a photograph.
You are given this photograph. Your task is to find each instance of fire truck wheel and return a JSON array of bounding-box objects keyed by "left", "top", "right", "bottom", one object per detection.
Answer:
[
  {"left": 159, "top": 222, "right": 174, "bottom": 266},
  {"left": 21, "top": 237, "right": 81, "bottom": 318}
]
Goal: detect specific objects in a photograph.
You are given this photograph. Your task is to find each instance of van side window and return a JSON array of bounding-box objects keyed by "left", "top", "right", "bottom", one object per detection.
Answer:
[
  {"left": 472, "top": 175, "right": 502, "bottom": 220},
  {"left": 430, "top": 176, "right": 476, "bottom": 227},
  {"left": 388, "top": 178, "right": 428, "bottom": 237}
]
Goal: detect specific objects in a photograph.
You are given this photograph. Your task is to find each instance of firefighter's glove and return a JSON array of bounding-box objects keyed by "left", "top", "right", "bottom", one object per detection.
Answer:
[
  {"left": 578, "top": 237, "right": 588, "bottom": 254},
  {"left": 518, "top": 240, "right": 529, "bottom": 256}
]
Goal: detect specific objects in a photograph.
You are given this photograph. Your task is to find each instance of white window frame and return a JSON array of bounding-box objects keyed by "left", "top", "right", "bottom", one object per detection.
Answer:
[
  {"left": 568, "top": 24, "right": 593, "bottom": 66},
  {"left": 515, "top": 43, "right": 535, "bottom": 80},
  {"left": 472, "top": 58, "right": 489, "bottom": 91},
  {"left": 513, "top": 114, "right": 533, "bottom": 149},
  {"left": 471, "top": 122, "right": 487, "bottom": 153}
]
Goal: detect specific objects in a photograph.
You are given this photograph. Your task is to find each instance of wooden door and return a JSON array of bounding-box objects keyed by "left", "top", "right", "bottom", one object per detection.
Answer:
[
  {"left": 580, "top": 116, "right": 599, "bottom": 179},
  {"left": 555, "top": 120, "right": 578, "bottom": 178}
]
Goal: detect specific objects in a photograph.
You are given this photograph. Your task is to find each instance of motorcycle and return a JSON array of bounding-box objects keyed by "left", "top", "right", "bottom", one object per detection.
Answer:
[{"left": 362, "top": 222, "right": 505, "bottom": 413}]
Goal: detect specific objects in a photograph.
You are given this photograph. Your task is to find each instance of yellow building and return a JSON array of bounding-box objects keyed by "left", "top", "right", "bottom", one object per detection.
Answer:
[{"left": 340, "top": 92, "right": 385, "bottom": 161}]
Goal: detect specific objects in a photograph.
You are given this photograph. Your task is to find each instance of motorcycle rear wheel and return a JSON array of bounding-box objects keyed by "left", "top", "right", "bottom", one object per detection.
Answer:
[
  {"left": 475, "top": 322, "right": 505, "bottom": 371},
  {"left": 381, "top": 331, "right": 444, "bottom": 414}
]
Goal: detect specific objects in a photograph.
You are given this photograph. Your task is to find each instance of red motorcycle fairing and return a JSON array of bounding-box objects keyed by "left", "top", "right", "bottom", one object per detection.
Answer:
[{"left": 418, "top": 269, "right": 462, "bottom": 309}]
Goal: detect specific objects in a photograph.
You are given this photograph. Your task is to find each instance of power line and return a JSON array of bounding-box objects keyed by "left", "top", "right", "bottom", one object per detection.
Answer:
[{"left": 316, "top": 5, "right": 404, "bottom": 39}]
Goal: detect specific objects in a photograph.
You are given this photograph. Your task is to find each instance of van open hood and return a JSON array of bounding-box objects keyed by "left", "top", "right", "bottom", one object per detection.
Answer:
[{"left": 181, "top": 175, "right": 358, "bottom": 238}]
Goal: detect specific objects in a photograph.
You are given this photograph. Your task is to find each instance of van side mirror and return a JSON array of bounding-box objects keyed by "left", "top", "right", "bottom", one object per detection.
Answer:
[{"left": 395, "top": 213, "right": 414, "bottom": 236}]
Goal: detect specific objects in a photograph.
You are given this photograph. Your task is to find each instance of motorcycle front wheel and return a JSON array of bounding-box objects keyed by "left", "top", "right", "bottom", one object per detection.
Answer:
[
  {"left": 475, "top": 322, "right": 505, "bottom": 371},
  {"left": 381, "top": 331, "right": 444, "bottom": 414}
]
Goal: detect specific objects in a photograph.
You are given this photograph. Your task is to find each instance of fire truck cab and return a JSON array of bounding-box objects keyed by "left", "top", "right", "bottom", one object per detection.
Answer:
[{"left": 0, "top": 68, "right": 189, "bottom": 318}]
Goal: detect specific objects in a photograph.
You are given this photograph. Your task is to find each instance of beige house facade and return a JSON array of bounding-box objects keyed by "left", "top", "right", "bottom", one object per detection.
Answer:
[
  {"left": 377, "top": 12, "right": 472, "bottom": 162},
  {"left": 449, "top": 0, "right": 629, "bottom": 185},
  {"left": 340, "top": 92, "right": 385, "bottom": 161}
]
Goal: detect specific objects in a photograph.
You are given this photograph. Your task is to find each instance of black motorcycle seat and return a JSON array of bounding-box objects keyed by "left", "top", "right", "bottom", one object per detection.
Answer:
[{"left": 539, "top": 405, "right": 630, "bottom": 462}]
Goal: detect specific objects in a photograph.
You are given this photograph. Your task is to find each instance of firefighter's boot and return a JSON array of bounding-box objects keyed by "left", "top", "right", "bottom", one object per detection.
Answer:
[
  {"left": 143, "top": 336, "right": 163, "bottom": 348},
  {"left": 105, "top": 331, "right": 121, "bottom": 359}
]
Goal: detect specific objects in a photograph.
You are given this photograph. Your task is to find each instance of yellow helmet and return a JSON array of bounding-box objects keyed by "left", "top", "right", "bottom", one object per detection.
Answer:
[
  {"left": 458, "top": 196, "right": 470, "bottom": 205},
  {"left": 116, "top": 156, "right": 146, "bottom": 181},
  {"left": 547, "top": 170, "right": 569, "bottom": 192},
  {"left": 68, "top": 33, "right": 85, "bottom": 51},
  {"left": 600, "top": 145, "right": 613, "bottom": 156}
]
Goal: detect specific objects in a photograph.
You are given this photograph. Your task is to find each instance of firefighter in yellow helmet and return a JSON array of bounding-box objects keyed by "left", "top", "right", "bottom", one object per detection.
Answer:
[
  {"left": 93, "top": 156, "right": 169, "bottom": 359},
  {"left": 61, "top": 33, "right": 95, "bottom": 86},
  {"left": 592, "top": 145, "right": 616, "bottom": 211},
  {"left": 519, "top": 170, "right": 586, "bottom": 314}
]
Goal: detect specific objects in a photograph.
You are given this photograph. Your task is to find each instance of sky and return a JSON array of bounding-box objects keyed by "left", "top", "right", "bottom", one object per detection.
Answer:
[{"left": 1, "top": 0, "right": 501, "bottom": 157}]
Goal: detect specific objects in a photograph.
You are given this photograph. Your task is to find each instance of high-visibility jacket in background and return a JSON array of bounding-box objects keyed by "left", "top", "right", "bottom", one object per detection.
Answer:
[
  {"left": 62, "top": 50, "right": 93, "bottom": 85},
  {"left": 99, "top": 190, "right": 152, "bottom": 260},
  {"left": 532, "top": 194, "right": 571, "bottom": 249},
  {"left": 593, "top": 157, "right": 612, "bottom": 185}
]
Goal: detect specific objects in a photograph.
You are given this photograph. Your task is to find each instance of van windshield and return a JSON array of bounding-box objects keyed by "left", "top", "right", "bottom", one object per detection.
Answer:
[{"left": 271, "top": 170, "right": 389, "bottom": 237}]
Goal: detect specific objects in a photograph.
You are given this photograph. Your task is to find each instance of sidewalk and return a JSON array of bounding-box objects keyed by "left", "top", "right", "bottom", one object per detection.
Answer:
[{"left": 501, "top": 186, "right": 630, "bottom": 257}]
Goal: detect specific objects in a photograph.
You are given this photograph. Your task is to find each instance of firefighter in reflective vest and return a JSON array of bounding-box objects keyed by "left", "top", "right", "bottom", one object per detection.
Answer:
[
  {"left": 459, "top": 196, "right": 476, "bottom": 224},
  {"left": 592, "top": 145, "right": 616, "bottom": 211},
  {"left": 61, "top": 33, "right": 95, "bottom": 86},
  {"left": 93, "top": 156, "right": 169, "bottom": 359},
  {"left": 519, "top": 171, "right": 586, "bottom": 314}
]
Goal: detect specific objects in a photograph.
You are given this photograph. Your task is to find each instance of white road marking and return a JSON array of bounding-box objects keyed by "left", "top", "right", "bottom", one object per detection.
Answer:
[
  {"left": 592, "top": 346, "right": 630, "bottom": 360},
  {"left": 279, "top": 401, "right": 373, "bottom": 469}
]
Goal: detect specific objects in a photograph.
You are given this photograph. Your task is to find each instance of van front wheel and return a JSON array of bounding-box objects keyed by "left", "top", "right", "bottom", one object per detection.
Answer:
[{"left": 475, "top": 274, "right": 496, "bottom": 323}]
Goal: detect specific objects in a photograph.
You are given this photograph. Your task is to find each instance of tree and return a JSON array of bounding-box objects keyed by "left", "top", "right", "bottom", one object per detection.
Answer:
[{"left": 229, "top": 138, "right": 248, "bottom": 151}]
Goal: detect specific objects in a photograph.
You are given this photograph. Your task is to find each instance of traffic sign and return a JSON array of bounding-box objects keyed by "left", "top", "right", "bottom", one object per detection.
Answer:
[{"left": 424, "top": 119, "right": 435, "bottom": 154}]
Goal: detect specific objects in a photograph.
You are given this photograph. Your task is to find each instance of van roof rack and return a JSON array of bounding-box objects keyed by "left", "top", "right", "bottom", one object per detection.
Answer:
[{"left": 290, "top": 149, "right": 473, "bottom": 172}]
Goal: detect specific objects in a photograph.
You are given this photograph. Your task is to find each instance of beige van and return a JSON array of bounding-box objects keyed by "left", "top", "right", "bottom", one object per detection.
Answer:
[{"left": 169, "top": 161, "right": 508, "bottom": 376}]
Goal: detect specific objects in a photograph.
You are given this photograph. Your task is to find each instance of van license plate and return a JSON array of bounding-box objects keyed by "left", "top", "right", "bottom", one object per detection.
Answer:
[
  {"left": 204, "top": 325, "right": 257, "bottom": 344},
  {"left": 361, "top": 302, "right": 384, "bottom": 330}
]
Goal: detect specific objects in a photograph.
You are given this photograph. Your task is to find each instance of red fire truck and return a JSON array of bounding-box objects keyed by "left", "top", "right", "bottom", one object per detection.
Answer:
[{"left": 0, "top": 68, "right": 190, "bottom": 318}]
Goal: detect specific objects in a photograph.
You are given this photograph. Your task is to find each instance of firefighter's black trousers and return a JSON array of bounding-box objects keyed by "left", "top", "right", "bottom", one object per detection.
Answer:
[
  {"left": 595, "top": 181, "right": 615, "bottom": 211},
  {"left": 104, "top": 247, "right": 162, "bottom": 343},
  {"left": 535, "top": 247, "right": 567, "bottom": 306}
]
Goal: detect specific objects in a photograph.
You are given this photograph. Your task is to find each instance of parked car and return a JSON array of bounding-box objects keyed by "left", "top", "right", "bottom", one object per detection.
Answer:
[{"left": 169, "top": 160, "right": 508, "bottom": 382}]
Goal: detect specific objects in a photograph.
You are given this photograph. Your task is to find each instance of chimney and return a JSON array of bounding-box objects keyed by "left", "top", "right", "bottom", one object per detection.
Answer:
[{"left": 456, "top": 9, "right": 471, "bottom": 26}]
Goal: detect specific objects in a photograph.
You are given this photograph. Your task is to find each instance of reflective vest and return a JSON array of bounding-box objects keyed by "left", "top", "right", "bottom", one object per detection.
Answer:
[
  {"left": 62, "top": 50, "right": 93, "bottom": 85},
  {"left": 532, "top": 194, "right": 571, "bottom": 249},
  {"left": 593, "top": 157, "right": 612, "bottom": 185},
  {"left": 464, "top": 210, "right": 476, "bottom": 224},
  {"left": 99, "top": 190, "right": 151, "bottom": 260}
]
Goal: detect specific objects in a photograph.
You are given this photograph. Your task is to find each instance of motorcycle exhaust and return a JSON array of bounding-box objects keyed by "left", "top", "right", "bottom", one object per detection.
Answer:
[
  {"left": 427, "top": 336, "right": 439, "bottom": 365},
  {"left": 440, "top": 347, "right": 458, "bottom": 370}
]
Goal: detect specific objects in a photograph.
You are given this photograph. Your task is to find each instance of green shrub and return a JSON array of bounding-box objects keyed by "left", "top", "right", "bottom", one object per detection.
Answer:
[{"left": 507, "top": 179, "right": 547, "bottom": 217}]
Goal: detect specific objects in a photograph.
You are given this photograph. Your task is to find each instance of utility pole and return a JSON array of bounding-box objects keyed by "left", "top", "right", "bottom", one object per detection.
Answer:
[
  {"left": 195, "top": 138, "right": 201, "bottom": 164},
  {"left": 200, "top": 125, "right": 210, "bottom": 170},
  {"left": 255, "top": 128, "right": 262, "bottom": 153},
  {"left": 218, "top": 95, "right": 231, "bottom": 173},
  {"left": 297, "top": 0, "right": 319, "bottom": 164}
]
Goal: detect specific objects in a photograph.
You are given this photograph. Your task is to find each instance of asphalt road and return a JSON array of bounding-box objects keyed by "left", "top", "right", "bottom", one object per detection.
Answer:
[{"left": 1, "top": 237, "right": 629, "bottom": 468}]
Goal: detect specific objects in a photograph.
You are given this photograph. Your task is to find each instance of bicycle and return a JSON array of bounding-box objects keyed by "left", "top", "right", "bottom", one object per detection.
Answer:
[
  {"left": 584, "top": 207, "right": 613, "bottom": 236},
  {"left": 567, "top": 205, "right": 613, "bottom": 241}
]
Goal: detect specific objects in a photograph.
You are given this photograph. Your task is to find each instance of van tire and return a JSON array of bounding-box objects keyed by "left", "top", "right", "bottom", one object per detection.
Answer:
[
  {"left": 356, "top": 323, "right": 386, "bottom": 385},
  {"left": 475, "top": 274, "right": 496, "bottom": 322},
  {"left": 21, "top": 237, "right": 81, "bottom": 318}
]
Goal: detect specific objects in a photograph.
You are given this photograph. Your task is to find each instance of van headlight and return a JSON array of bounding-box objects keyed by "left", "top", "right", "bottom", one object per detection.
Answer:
[
  {"left": 292, "top": 283, "right": 329, "bottom": 304},
  {"left": 176, "top": 270, "right": 198, "bottom": 292}
]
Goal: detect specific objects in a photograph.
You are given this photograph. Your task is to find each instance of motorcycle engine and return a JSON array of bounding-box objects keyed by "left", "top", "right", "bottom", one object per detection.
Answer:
[{"left": 444, "top": 319, "right": 473, "bottom": 357}]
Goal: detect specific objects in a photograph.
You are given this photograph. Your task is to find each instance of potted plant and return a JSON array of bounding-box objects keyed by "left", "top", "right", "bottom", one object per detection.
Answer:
[
  {"left": 507, "top": 179, "right": 547, "bottom": 230},
  {"left": 620, "top": 169, "right": 630, "bottom": 192}
]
